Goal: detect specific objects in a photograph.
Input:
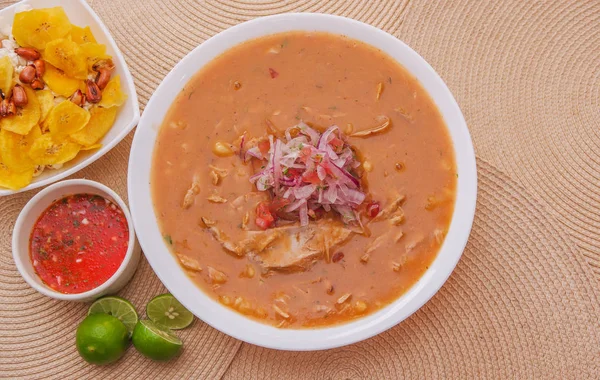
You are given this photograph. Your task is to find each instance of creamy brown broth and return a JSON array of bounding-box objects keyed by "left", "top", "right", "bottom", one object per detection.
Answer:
[{"left": 152, "top": 32, "right": 456, "bottom": 327}]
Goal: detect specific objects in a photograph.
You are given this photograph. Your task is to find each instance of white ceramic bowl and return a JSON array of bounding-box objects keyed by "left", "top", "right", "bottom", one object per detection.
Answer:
[
  {"left": 12, "top": 179, "right": 141, "bottom": 302},
  {"left": 129, "top": 13, "right": 477, "bottom": 350},
  {"left": 0, "top": 0, "right": 140, "bottom": 196}
]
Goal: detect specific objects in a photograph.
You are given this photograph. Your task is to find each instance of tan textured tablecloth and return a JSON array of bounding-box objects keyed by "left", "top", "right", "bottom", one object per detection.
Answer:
[{"left": 1, "top": 1, "right": 599, "bottom": 378}]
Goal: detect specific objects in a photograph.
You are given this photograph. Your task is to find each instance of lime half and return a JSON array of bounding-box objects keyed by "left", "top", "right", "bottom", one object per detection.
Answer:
[
  {"left": 146, "top": 294, "right": 193, "bottom": 330},
  {"left": 76, "top": 313, "right": 129, "bottom": 365},
  {"left": 132, "top": 320, "right": 182, "bottom": 361},
  {"left": 88, "top": 296, "right": 139, "bottom": 335}
]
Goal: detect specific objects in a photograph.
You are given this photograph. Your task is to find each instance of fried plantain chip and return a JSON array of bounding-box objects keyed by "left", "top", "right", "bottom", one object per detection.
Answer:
[
  {"left": 80, "top": 42, "right": 111, "bottom": 71},
  {"left": 0, "top": 56, "right": 14, "bottom": 96},
  {"left": 98, "top": 76, "right": 126, "bottom": 108},
  {"left": 69, "top": 25, "right": 96, "bottom": 44},
  {"left": 69, "top": 106, "right": 117, "bottom": 147},
  {"left": 35, "top": 90, "right": 55, "bottom": 123},
  {"left": 12, "top": 7, "right": 72, "bottom": 50},
  {"left": 43, "top": 64, "right": 83, "bottom": 98},
  {"left": 80, "top": 143, "right": 102, "bottom": 151},
  {"left": 43, "top": 38, "right": 88, "bottom": 79},
  {"left": 0, "top": 161, "right": 34, "bottom": 190},
  {"left": 46, "top": 100, "right": 91, "bottom": 137},
  {"left": 0, "top": 126, "right": 41, "bottom": 172},
  {"left": 28, "top": 133, "right": 81, "bottom": 165},
  {"left": 0, "top": 86, "right": 40, "bottom": 135}
]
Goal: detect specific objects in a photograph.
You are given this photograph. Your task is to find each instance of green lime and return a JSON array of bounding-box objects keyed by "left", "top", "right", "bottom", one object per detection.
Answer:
[
  {"left": 76, "top": 313, "right": 129, "bottom": 365},
  {"left": 146, "top": 294, "right": 193, "bottom": 330},
  {"left": 132, "top": 320, "right": 182, "bottom": 361},
  {"left": 88, "top": 296, "right": 138, "bottom": 335}
]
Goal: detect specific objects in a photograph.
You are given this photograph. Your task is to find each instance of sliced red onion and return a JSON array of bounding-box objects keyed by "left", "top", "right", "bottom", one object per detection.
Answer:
[
  {"left": 324, "top": 182, "right": 338, "bottom": 204},
  {"left": 318, "top": 125, "right": 339, "bottom": 149},
  {"left": 328, "top": 161, "right": 360, "bottom": 188},
  {"left": 333, "top": 205, "right": 356, "bottom": 224},
  {"left": 285, "top": 198, "right": 305, "bottom": 212},
  {"left": 298, "top": 121, "right": 320, "bottom": 144},
  {"left": 316, "top": 164, "right": 327, "bottom": 181},
  {"left": 294, "top": 184, "right": 317, "bottom": 199},
  {"left": 338, "top": 186, "right": 365, "bottom": 205},
  {"left": 299, "top": 202, "right": 309, "bottom": 226},
  {"left": 272, "top": 139, "right": 282, "bottom": 195},
  {"left": 244, "top": 146, "right": 263, "bottom": 162}
]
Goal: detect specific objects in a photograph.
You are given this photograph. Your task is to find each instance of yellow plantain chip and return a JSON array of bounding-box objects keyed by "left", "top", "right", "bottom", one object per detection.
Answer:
[
  {"left": 43, "top": 64, "right": 83, "bottom": 98},
  {"left": 70, "top": 106, "right": 117, "bottom": 147},
  {"left": 43, "top": 38, "right": 88, "bottom": 79},
  {"left": 98, "top": 76, "right": 127, "bottom": 108},
  {"left": 80, "top": 42, "right": 111, "bottom": 71},
  {"left": 12, "top": 7, "right": 72, "bottom": 50},
  {"left": 36, "top": 90, "right": 55, "bottom": 123},
  {"left": 0, "top": 86, "right": 41, "bottom": 135},
  {"left": 28, "top": 133, "right": 81, "bottom": 165},
  {"left": 0, "top": 161, "right": 34, "bottom": 190},
  {"left": 80, "top": 143, "right": 102, "bottom": 151},
  {"left": 0, "top": 126, "right": 41, "bottom": 172},
  {"left": 46, "top": 100, "right": 91, "bottom": 137},
  {"left": 70, "top": 25, "right": 96, "bottom": 44},
  {"left": 0, "top": 56, "right": 14, "bottom": 96}
]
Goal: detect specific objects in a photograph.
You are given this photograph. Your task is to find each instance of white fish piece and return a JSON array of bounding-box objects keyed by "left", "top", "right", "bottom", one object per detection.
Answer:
[{"left": 249, "top": 220, "right": 352, "bottom": 272}]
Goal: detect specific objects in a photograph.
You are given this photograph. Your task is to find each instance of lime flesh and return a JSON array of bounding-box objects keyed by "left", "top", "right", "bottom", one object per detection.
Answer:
[
  {"left": 76, "top": 313, "right": 129, "bottom": 365},
  {"left": 146, "top": 294, "right": 193, "bottom": 330},
  {"left": 132, "top": 319, "right": 182, "bottom": 361},
  {"left": 88, "top": 296, "right": 138, "bottom": 335}
]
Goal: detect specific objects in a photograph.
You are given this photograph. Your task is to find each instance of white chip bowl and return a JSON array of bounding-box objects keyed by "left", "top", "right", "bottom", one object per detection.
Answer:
[
  {"left": 128, "top": 13, "right": 477, "bottom": 350},
  {"left": 12, "top": 179, "right": 141, "bottom": 302},
  {"left": 0, "top": 0, "right": 140, "bottom": 196}
]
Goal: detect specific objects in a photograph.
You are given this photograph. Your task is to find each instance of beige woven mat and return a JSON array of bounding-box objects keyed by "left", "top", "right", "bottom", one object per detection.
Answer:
[{"left": 1, "top": 0, "right": 599, "bottom": 378}]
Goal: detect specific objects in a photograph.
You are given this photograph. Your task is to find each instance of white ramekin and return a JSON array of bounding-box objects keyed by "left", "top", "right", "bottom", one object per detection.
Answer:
[{"left": 12, "top": 179, "right": 141, "bottom": 302}]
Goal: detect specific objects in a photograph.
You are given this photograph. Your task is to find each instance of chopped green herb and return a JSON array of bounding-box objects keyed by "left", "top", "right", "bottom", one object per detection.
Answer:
[
  {"left": 387, "top": 76, "right": 392, "bottom": 84},
  {"left": 280, "top": 39, "right": 289, "bottom": 48},
  {"left": 73, "top": 220, "right": 80, "bottom": 227},
  {"left": 328, "top": 106, "right": 337, "bottom": 110},
  {"left": 283, "top": 167, "right": 289, "bottom": 175},
  {"left": 164, "top": 234, "right": 173, "bottom": 245},
  {"left": 315, "top": 84, "right": 323, "bottom": 89},
  {"left": 89, "top": 195, "right": 102, "bottom": 203},
  {"left": 456, "top": 173, "right": 459, "bottom": 178}
]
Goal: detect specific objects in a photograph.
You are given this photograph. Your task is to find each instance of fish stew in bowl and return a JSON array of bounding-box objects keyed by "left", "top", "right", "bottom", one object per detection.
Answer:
[{"left": 151, "top": 31, "right": 456, "bottom": 328}]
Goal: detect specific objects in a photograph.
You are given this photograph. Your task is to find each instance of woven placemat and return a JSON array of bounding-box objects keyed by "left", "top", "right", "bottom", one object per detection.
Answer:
[{"left": 1, "top": 0, "right": 599, "bottom": 378}]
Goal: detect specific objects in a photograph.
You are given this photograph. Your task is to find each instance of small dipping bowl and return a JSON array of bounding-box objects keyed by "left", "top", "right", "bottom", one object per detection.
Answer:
[{"left": 12, "top": 179, "right": 141, "bottom": 302}]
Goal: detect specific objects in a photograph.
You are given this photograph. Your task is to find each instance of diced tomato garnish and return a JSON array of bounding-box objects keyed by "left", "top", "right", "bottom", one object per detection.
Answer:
[
  {"left": 256, "top": 201, "right": 275, "bottom": 230},
  {"left": 269, "top": 198, "right": 290, "bottom": 212},
  {"left": 299, "top": 146, "right": 313, "bottom": 163},
  {"left": 329, "top": 137, "right": 344, "bottom": 151},
  {"left": 269, "top": 68, "right": 279, "bottom": 78},
  {"left": 285, "top": 168, "right": 303, "bottom": 179},
  {"left": 366, "top": 201, "right": 380, "bottom": 218},
  {"left": 302, "top": 170, "right": 321, "bottom": 184},
  {"left": 258, "top": 139, "right": 270, "bottom": 156}
]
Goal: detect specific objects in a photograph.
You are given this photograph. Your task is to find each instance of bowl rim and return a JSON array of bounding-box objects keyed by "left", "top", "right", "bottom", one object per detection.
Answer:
[
  {"left": 12, "top": 179, "right": 138, "bottom": 301},
  {"left": 128, "top": 12, "right": 477, "bottom": 350},
  {"left": 0, "top": 0, "right": 141, "bottom": 197}
]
